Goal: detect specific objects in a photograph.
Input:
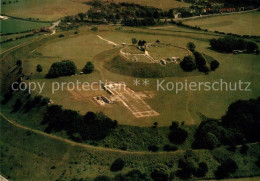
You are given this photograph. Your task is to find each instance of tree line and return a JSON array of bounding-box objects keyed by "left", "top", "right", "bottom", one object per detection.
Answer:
[
  {"left": 210, "top": 37, "right": 259, "bottom": 53},
  {"left": 42, "top": 105, "right": 118, "bottom": 141},
  {"left": 193, "top": 97, "right": 260, "bottom": 150},
  {"left": 46, "top": 60, "right": 94, "bottom": 78}
]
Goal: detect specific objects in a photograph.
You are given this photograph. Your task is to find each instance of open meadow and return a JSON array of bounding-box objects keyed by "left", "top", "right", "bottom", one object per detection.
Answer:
[
  {"left": 20, "top": 25, "right": 260, "bottom": 127},
  {"left": 182, "top": 11, "right": 260, "bottom": 36}
]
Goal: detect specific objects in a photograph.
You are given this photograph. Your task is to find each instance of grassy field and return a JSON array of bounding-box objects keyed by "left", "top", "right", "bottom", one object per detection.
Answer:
[
  {"left": 183, "top": 11, "right": 260, "bottom": 36},
  {"left": 1, "top": 0, "right": 91, "bottom": 21},
  {"left": 19, "top": 25, "right": 260, "bottom": 127},
  {"left": 0, "top": 18, "right": 51, "bottom": 34}
]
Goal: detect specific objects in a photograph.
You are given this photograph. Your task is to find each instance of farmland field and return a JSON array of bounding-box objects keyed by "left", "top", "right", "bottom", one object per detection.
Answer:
[
  {"left": 183, "top": 11, "right": 260, "bottom": 35},
  {"left": 1, "top": 0, "right": 91, "bottom": 21},
  {"left": 0, "top": 18, "right": 51, "bottom": 34}
]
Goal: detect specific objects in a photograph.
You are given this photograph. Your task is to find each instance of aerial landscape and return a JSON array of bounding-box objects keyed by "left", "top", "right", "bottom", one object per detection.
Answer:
[{"left": 0, "top": 0, "right": 260, "bottom": 180}]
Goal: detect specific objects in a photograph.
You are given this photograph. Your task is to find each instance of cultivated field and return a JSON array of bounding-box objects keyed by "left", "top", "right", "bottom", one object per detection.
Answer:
[
  {"left": 1, "top": 0, "right": 91, "bottom": 21},
  {"left": 0, "top": 18, "right": 51, "bottom": 34},
  {"left": 183, "top": 11, "right": 260, "bottom": 35}
]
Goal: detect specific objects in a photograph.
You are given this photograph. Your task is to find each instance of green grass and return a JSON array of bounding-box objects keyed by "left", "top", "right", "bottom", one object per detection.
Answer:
[
  {"left": 17, "top": 25, "right": 260, "bottom": 128},
  {"left": 0, "top": 18, "right": 51, "bottom": 34},
  {"left": 183, "top": 11, "right": 260, "bottom": 36},
  {"left": 1, "top": 0, "right": 91, "bottom": 21}
]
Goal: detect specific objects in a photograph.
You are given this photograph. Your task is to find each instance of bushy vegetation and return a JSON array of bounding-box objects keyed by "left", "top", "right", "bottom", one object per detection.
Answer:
[
  {"left": 46, "top": 60, "right": 77, "bottom": 78},
  {"left": 110, "top": 158, "right": 125, "bottom": 172},
  {"left": 193, "top": 97, "right": 260, "bottom": 150},
  {"left": 168, "top": 121, "right": 188, "bottom": 144},
  {"left": 210, "top": 37, "right": 259, "bottom": 53},
  {"left": 177, "top": 150, "right": 208, "bottom": 179},
  {"left": 180, "top": 55, "right": 196, "bottom": 72},
  {"left": 122, "top": 18, "right": 156, "bottom": 26},
  {"left": 114, "top": 169, "right": 149, "bottom": 181},
  {"left": 42, "top": 105, "right": 118, "bottom": 141},
  {"left": 82, "top": 61, "right": 94, "bottom": 74},
  {"left": 214, "top": 158, "right": 238, "bottom": 179}
]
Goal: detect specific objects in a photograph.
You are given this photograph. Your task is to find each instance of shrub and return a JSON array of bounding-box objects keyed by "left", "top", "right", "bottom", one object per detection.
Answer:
[
  {"left": 41, "top": 97, "right": 50, "bottom": 106},
  {"left": 148, "top": 145, "right": 159, "bottom": 152},
  {"left": 193, "top": 162, "right": 208, "bottom": 177},
  {"left": 168, "top": 128, "right": 188, "bottom": 144},
  {"left": 131, "top": 38, "right": 137, "bottom": 45},
  {"left": 197, "top": 65, "right": 210, "bottom": 74},
  {"left": 13, "top": 98, "right": 23, "bottom": 112},
  {"left": 187, "top": 42, "right": 196, "bottom": 52},
  {"left": 94, "top": 176, "right": 111, "bottom": 181},
  {"left": 193, "top": 51, "right": 206, "bottom": 67},
  {"left": 82, "top": 61, "right": 94, "bottom": 74},
  {"left": 240, "top": 144, "right": 248, "bottom": 155},
  {"left": 36, "top": 64, "right": 43, "bottom": 73},
  {"left": 110, "top": 158, "right": 125, "bottom": 172},
  {"left": 151, "top": 164, "right": 169, "bottom": 181},
  {"left": 215, "top": 159, "right": 238, "bottom": 179},
  {"left": 16, "top": 60, "right": 22, "bottom": 66},
  {"left": 163, "top": 144, "right": 178, "bottom": 152},
  {"left": 91, "top": 27, "right": 98, "bottom": 32},
  {"left": 210, "top": 60, "right": 220, "bottom": 71}
]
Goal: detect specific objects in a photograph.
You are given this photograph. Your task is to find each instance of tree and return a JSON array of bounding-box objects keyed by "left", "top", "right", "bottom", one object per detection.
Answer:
[
  {"left": 46, "top": 60, "right": 77, "bottom": 78},
  {"left": 168, "top": 128, "right": 188, "bottom": 144},
  {"left": 131, "top": 38, "right": 137, "bottom": 45},
  {"left": 193, "top": 51, "right": 206, "bottom": 67},
  {"left": 240, "top": 144, "right": 248, "bottom": 155},
  {"left": 91, "top": 27, "right": 98, "bottom": 32},
  {"left": 16, "top": 60, "right": 22, "bottom": 66},
  {"left": 110, "top": 158, "right": 125, "bottom": 172},
  {"left": 210, "top": 60, "right": 220, "bottom": 71},
  {"left": 180, "top": 56, "right": 196, "bottom": 72},
  {"left": 151, "top": 164, "right": 169, "bottom": 181},
  {"left": 198, "top": 65, "right": 210, "bottom": 74},
  {"left": 13, "top": 98, "right": 22, "bottom": 112},
  {"left": 187, "top": 42, "right": 196, "bottom": 52},
  {"left": 204, "top": 133, "right": 219, "bottom": 150},
  {"left": 215, "top": 159, "right": 238, "bottom": 179},
  {"left": 152, "top": 122, "right": 158, "bottom": 128},
  {"left": 36, "top": 64, "right": 43, "bottom": 73},
  {"left": 82, "top": 61, "right": 94, "bottom": 74},
  {"left": 163, "top": 144, "right": 178, "bottom": 152},
  {"left": 94, "top": 176, "right": 111, "bottom": 181},
  {"left": 78, "top": 12, "right": 85, "bottom": 21},
  {"left": 193, "top": 162, "right": 208, "bottom": 177},
  {"left": 148, "top": 145, "right": 159, "bottom": 152}
]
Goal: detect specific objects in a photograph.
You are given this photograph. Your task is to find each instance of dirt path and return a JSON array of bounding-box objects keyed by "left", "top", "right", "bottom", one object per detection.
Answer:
[
  {"left": 96, "top": 35, "right": 118, "bottom": 46},
  {"left": 0, "top": 112, "right": 185, "bottom": 155}
]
